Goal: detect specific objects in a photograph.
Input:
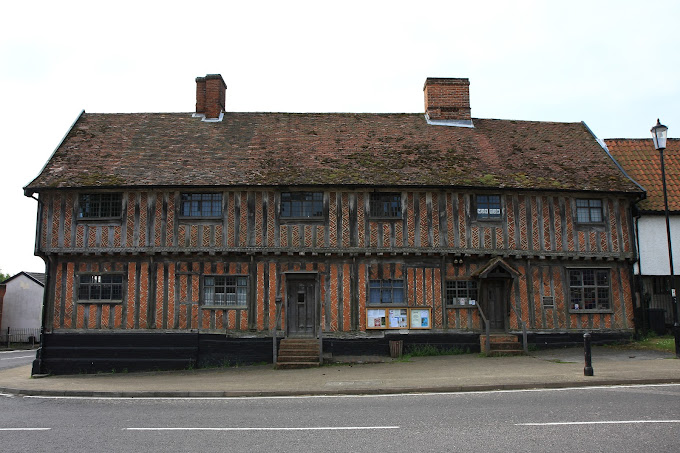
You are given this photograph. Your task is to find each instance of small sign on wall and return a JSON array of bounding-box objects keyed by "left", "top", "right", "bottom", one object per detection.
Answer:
[
  {"left": 409, "top": 309, "right": 431, "bottom": 329},
  {"left": 366, "top": 307, "right": 432, "bottom": 330},
  {"left": 367, "top": 309, "right": 387, "bottom": 328}
]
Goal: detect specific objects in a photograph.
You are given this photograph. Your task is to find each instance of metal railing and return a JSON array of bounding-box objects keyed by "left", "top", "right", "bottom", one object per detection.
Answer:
[
  {"left": 1, "top": 327, "right": 41, "bottom": 347},
  {"left": 510, "top": 304, "right": 529, "bottom": 354},
  {"left": 318, "top": 312, "right": 323, "bottom": 365},
  {"left": 272, "top": 298, "right": 283, "bottom": 365},
  {"left": 476, "top": 304, "right": 490, "bottom": 353}
]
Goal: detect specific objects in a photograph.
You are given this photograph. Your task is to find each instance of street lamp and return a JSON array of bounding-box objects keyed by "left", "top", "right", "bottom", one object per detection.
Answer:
[{"left": 650, "top": 119, "right": 680, "bottom": 357}]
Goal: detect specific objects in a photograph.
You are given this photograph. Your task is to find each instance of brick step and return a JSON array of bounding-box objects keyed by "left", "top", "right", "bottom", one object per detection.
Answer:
[
  {"left": 276, "top": 362, "right": 321, "bottom": 369},
  {"left": 480, "top": 334, "right": 524, "bottom": 355},
  {"left": 488, "top": 335, "right": 519, "bottom": 343},
  {"left": 277, "top": 351, "right": 320, "bottom": 358},
  {"left": 486, "top": 350, "right": 524, "bottom": 356},
  {"left": 277, "top": 338, "right": 321, "bottom": 369},
  {"left": 278, "top": 348, "right": 319, "bottom": 355},
  {"left": 278, "top": 357, "right": 320, "bottom": 364},
  {"left": 489, "top": 341, "right": 523, "bottom": 351},
  {"left": 277, "top": 346, "right": 319, "bottom": 353}
]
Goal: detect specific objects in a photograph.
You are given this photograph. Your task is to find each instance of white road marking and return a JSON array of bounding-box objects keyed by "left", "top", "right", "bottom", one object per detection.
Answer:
[
  {"left": 126, "top": 426, "right": 399, "bottom": 431},
  {"left": 22, "top": 383, "right": 680, "bottom": 401},
  {"left": 517, "top": 420, "right": 680, "bottom": 426},
  {"left": 0, "top": 428, "right": 51, "bottom": 431},
  {"left": 0, "top": 355, "right": 35, "bottom": 360}
]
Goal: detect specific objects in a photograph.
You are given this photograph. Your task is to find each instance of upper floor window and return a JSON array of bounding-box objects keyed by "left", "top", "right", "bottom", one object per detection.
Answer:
[
  {"left": 445, "top": 280, "right": 478, "bottom": 306},
  {"left": 576, "top": 199, "right": 603, "bottom": 223},
  {"left": 77, "top": 274, "right": 124, "bottom": 302},
  {"left": 369, "top": 279, "right": 404, "bottom": 304},
  {"left": 280, "top": 192, "right": 323, "bottom": 218},
  {"left": 78, "top": 193, "right": 122, "bottom": 219},
  {"left": 180, "top": 193, "right": 222, "bottom": 217},
  {"left": 370, "top": 193, "right": 402, "bottom": 219},
  {"left": 204, "top": 275, "right": 248, "bottom": 307},
  {"left": 569, "top": 269, "right": 610, "bottom": 311},
  {"left": 476, "top": 195, "right": 501, "bottom": 220}
]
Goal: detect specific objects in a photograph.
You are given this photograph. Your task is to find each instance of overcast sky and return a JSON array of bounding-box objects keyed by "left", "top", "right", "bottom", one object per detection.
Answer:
[{"left": 1, "top": 0, "right": 679, "bottom": 276}]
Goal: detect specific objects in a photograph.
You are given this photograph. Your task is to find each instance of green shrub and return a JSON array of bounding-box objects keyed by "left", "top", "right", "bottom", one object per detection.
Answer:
[{"left": 405, "top": 344, "right": 469, "bottom": 357}]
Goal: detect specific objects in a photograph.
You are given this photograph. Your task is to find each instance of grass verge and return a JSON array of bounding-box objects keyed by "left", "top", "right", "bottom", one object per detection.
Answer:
[{"left": 607, "top": 334, "right": 675, "bottom": 353}]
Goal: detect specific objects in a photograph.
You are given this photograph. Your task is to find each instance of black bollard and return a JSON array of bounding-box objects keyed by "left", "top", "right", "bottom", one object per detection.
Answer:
[{"left": 584, "top": 332, "right": 594, "bottom": 376}]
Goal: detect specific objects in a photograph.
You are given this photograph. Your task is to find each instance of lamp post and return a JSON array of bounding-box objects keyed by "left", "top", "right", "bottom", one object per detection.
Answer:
[{"left": 651, "top": 119, "right": 680, "bottom": 357}]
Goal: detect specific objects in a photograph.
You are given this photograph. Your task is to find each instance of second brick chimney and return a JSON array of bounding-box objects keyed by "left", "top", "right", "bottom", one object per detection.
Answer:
[
  {"left": 196, "top": 74, "right": 226, "bottom": 119},
  {"left": 423, "top": 78, "right": 471, "bottom": 123}
]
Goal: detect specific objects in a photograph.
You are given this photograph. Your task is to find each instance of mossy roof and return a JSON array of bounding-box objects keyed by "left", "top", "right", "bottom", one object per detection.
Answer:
[{"left": 26, "top": 112, "right": 641, "bottom": 194}]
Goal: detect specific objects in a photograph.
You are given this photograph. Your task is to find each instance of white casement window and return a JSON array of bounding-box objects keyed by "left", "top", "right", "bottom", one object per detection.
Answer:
[
  {"left": 369, "top": 193, "right": 402, "bottom": 219},
  {"left": 77, "top": 274, "right": 124, "bottom": 302},
  {"left": 445, "top": 280, "right": 478, "bottom": 306},
  {"left": 180, "top": 193, "right": 222, "bottom": 217},
  {"left": 569, "top": 269, "right": 610, "bottom": 311},
  {"left": 78, "top": 193, "right": 123, "bottom": 219},
  {"left": 280, "top": 192, "right": 324, "bottom": 218},
  {"left": 576, "top": 199, "right": 603, "bottom": 223},
  {"left": 476, "top": 195, "right": 501, "bottom": 220},
  {"left": 368, "top": 279, "right": 405, "bottom": 304},
  {"left": 204, "top": 275, "right": 248, "bottom": 307}
]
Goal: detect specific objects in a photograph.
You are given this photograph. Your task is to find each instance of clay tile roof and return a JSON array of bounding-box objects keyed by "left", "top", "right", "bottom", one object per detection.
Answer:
[
  {"left": 605, "top": 138, "right": 680, "bottom": 212},
  {"left": 25, "top": 112, "right": 642, "bottom": 194}
]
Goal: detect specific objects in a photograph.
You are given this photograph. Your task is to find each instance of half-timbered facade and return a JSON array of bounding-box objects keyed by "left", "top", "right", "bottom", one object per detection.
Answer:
[{"left": 25, "top": 75, "right": 643, "bottom": 374}]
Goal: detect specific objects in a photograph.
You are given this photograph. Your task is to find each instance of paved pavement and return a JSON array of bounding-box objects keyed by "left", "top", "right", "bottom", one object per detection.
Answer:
[{"left": 0, "top": 346, "right": 678, "bottom": 398}]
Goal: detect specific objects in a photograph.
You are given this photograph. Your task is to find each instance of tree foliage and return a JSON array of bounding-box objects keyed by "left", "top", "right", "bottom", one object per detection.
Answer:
[{"left": 0, "top": 269, "right": 11, "bottom": 283}]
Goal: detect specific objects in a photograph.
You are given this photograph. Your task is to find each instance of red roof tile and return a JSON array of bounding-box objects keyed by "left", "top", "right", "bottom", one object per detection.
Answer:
[
  {"left": 605, "top": 139, "right": 680, "bottom": 212},
  {"left": 25, "top": 112, "right": 641, "bottom": 194}
]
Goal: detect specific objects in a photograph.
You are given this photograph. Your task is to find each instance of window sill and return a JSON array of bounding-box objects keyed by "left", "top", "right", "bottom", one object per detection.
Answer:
[
  {"left": 77, "top": 300, "right": 123, "bottom": 304},
  {"left": 446, "top": 304, "right": 478, "bottom": 308},
  {"left": 202, "top": 305, "right": 247, "bottom": 310},
  {"left": 366, "top": 304, "right": 409, "bottom": 307},
  {"left": 178, "top": 217, "right": 223, "bottom": 224},
  {"left": 368, "top": 217, "right": 402, "bottom": 222},
  {"left": 569, "top": 309, "right": 613, "bottom": 314},
  {"left": 574, "top": 223, "right": 606, "bottom": 230},
  {"left": 473, "top": 219, "right": 504, "bottom": 225},
  {"left": 279, "top": 217, "right": 325, "bottom": 224},
  {"left": 76, "top": 217, "right": 122, "bottom": 225}
]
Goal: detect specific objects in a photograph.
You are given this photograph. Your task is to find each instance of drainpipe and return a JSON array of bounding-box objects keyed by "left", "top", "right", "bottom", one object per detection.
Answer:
[
  {"left": 27, "top": 193, "right": 49, "bottom": 376},
  {"left": 634, "top": 210, "right": 647, "bottom": 336}
]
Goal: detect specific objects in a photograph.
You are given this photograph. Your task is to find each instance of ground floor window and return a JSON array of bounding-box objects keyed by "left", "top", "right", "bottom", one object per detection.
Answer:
[
  {"left": 652, "top": 276, "right": 670, "bottom": 295},
  {"left": 445, "top": 280, "right": 478, "bottom": 306},
  {"left": 77, "top": 274, "right": 123, "bottom": 302},
  {"left": 569, "top": 269, "right": 610, "bottom": 310},
  {"left": 204, "top": 275, "right": 248, "bottom": 307},
  {"left": 369, "top": 279, "right": 404, "bottom": 304}
]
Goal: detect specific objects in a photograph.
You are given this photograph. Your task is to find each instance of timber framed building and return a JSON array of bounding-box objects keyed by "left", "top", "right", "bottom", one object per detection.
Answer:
[{"left": 25, "top": 75, "right": 643, "bottom": 374}]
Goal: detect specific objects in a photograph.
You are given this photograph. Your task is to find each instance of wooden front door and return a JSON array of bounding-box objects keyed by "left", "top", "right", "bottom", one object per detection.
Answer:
[
  {"left": 286, "top": 277, "right": 317, "bottom": 337},
  {"left": 482, "top": 280, "right": 506, "bottom": 331}
]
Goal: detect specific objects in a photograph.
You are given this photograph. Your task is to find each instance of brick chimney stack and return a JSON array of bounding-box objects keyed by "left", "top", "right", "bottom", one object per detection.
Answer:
[
  {"left": 423, "top": 78, "right": 471, "bottom": 121},
  {"left": 196, "top": 74, "right": 226, "bottom": 119}
]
